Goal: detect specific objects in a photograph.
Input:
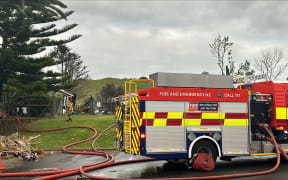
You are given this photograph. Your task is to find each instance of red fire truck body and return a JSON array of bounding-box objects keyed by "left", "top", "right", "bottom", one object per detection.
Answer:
[
  {"left": 244, "top": 81, "right": 288, "bottom": 131},
  {"left": 115, "top": 73, "right": 288, "bottom": 162}
]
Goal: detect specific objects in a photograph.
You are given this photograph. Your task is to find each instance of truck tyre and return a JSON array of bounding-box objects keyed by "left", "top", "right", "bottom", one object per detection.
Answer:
[{"left": 192, "top": 140, "right": 218, "bottom": 162}]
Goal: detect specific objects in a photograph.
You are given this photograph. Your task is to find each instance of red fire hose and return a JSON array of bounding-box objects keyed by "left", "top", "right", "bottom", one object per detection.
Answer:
[
  {"left": 0, "top": 116, "right": 116, "bottom": 179},
  {"left": 192, "top": 153, "right": 215, "bottom": 172},
  {"left": 79, "top": 124, "right": 282, "bottom": 180},
  {"left": 0, "top": 116, "right": 285, "bottom": 180}
]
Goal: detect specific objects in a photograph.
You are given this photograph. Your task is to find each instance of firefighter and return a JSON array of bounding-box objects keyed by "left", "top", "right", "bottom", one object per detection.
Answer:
[{"left": 66, "top": 96, "right": 73, "bottom": 122}]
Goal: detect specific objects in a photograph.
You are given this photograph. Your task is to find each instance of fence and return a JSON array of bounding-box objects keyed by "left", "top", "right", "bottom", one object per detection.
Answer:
[
  {"left": 0, "top": 116, "right": 34, "bottom": 135},
  {"left": 0, "top": 94, "right": 63, "bottom": 118},
  {"left": 0, "top": 93, "right": 64, "bottom": 134}
]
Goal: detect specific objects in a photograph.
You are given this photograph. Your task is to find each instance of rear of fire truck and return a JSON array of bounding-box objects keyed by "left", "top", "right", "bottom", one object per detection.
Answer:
[
  {"left": 242, "top": 81, "right": 288, "bottom": 155},
  {"left": 115, "top": 72, "right": 288, "bottom": 163}
]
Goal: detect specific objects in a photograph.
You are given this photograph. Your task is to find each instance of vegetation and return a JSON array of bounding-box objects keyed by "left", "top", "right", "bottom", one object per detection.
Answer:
[
  {"left": 236, "top": 60, "right": 255, "bottom": 77},
  {"left": 0, "top": 1, "right": 88, "bottom": 115},
  {"left": 53, "top": 44, "right": 88, "bottom": 89},
  {"left": 99, "top": 83, "right": 124, "bottom": 112},
  {"left": 18, "top": 115, "right": 115, "bottom": 150},
  {"left": 254, "top": 48, "right": 288, "bottom": 81},
  {"left": 72, "top": 78, "right": 149, "bottom": 104},
  {"left": 209, "top": 35, "right": 234, "bottom": 75},
  {"left": 0, "top": 0, "right": 80, "bottom": 96},
  {"left": 209, "top": 35, "right": 255, "bottom": 77}
]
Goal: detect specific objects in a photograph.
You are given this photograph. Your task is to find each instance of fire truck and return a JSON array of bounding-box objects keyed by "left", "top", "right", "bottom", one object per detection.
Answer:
[{"left": 114, "top": 72, "right": 288, "bottom": 163}]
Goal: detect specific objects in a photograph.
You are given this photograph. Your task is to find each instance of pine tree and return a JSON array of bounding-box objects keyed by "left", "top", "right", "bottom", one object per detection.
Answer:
[{"left": 0, "top": 0, "right": 81, "bottom": 96}]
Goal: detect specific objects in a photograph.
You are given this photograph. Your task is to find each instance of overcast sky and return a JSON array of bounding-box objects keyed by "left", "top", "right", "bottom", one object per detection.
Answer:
[{"left": 59, "top": 0, "right": 288, "bottom": 80}]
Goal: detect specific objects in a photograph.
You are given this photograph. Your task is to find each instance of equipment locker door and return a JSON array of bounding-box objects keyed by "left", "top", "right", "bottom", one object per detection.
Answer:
[
  {"left": 144, "top": 101, "right": 186, "bottom": 153},
  {"left": 220, "top": 102, "right": 249, "bottom": 155}
]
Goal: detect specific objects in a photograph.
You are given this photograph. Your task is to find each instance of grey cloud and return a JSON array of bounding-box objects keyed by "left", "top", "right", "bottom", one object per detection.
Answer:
[{"left": 60, "top": 0, "right": 288, "bottom": 79}]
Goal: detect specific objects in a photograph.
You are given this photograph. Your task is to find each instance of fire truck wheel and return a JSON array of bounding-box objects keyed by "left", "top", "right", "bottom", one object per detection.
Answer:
[{"left": 192, "top": 140, "right": 217, "bottom": 162}]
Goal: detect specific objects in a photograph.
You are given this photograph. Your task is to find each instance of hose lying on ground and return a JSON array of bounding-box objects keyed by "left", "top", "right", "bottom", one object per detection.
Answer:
[
  {"left": 0, "top": 116, "right": 286, "bottom": 180},
  {"left": 0, "top": 116, "right": 116, "bottom": 179},
  {"left": 34, "top": 124, "right": 118, "bottom": 180},
  {"left": 78, "top": 123, "right": 283, "bottom": 180}
]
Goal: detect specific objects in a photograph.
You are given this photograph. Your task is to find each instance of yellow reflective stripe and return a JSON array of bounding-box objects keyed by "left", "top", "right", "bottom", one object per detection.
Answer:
[
  {"left": 117, "top": 108, "right": 122, "bottom": 120},
  {"left": 116, "top": 106, "right": 122, "bottom": 120},
  {"left": 224, "top": 119, "right": 248, "bottom": 126},
  {"left": 153, "top": 119, "right": 167, "bottom": 126},
  {"left": 142, "top": 112, "right": 155, "bottom": 119},
  {"left": 120, "top": 130, "right": 122, "bottom": 141},
  {"left": 167, "top": 112, "right": 183, "bottom": 119},
  {"left": 250, "top": 153, "right": 276, "bottom": 156},
  {"left": 219, "top": 113, "right": 225, "bottom": 119},
  {"left": 183, "top": 119, "right": 201, "bottom": 126},
  {"left": 276, "top": 107, "right": 286, "bottom": 119},
  {"left": 133, "top": 97, "right": 139, "bottom": 103},
  {"left": 202, "top": 113, "right": 219, "bottom": 119},
  {"left": 119, "top": 111, "right": 122, "bottom": 120}
]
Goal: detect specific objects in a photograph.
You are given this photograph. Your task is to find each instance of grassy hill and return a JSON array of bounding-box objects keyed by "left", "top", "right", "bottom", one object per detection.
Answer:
[{"left": 71, "top": 78, "right": 150, "bottom": 104}]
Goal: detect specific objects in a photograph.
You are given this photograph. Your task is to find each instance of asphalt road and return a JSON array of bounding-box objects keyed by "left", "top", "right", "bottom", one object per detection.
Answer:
[{"left": 2, "top": 151, "right": 288, "bottom": 180}]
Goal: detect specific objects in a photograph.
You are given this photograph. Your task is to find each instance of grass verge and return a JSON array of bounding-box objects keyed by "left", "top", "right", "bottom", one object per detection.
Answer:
[{"left": 18, "top": 115, "right": 115, "bottom": 150}]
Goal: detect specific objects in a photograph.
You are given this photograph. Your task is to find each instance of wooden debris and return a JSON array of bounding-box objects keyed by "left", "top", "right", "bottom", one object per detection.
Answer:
[{"left": 0, "top": 132, "right": 41, "bottom": 160}]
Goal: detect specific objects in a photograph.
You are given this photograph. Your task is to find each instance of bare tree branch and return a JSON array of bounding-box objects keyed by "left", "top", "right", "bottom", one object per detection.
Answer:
[
  {"left": 254, "top": 48, "right": 287, "bottom": 81},
  {"left": 209, "top": 35, "right": 233, "bottom": 75}
]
